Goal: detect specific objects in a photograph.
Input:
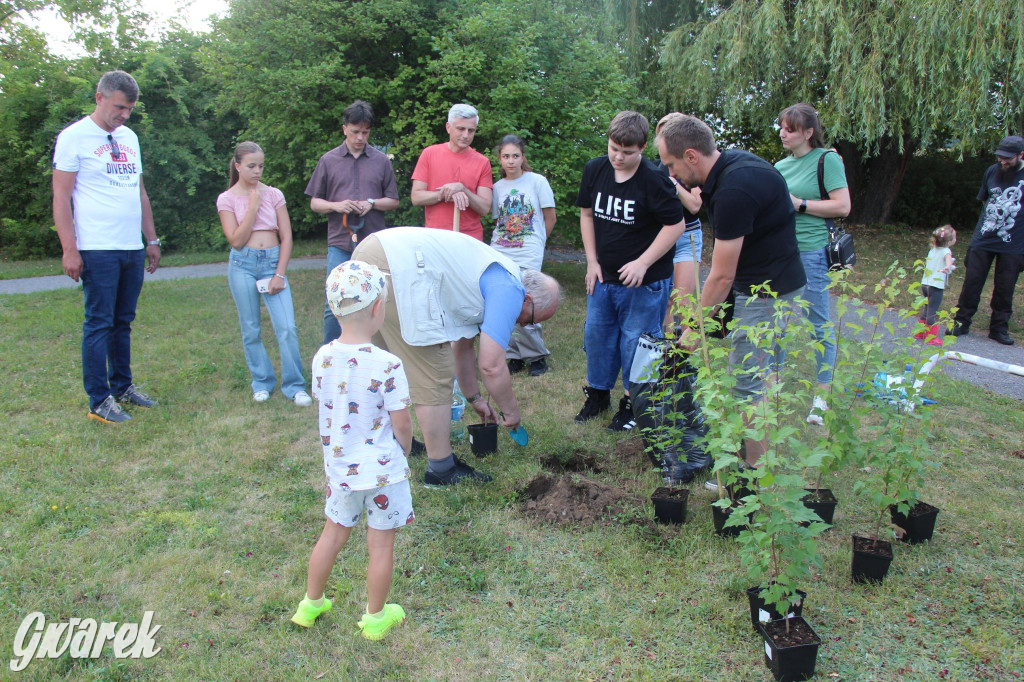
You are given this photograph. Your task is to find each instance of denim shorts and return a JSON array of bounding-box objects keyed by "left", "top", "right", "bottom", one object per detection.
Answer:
[{"left": 673, "top": 222, "right": 703, "bottom": 263}]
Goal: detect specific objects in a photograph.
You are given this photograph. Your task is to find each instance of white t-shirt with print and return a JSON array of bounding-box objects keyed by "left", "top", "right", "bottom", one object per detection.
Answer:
[
  {"left": 311, "top": 341, "right": 412, "bottom": 491},
  {"left": 490, "top": 172, "right": 555, "bottom": 270},
  {"left": 52, "top": 116, "right": 145, "bottom": 251}
]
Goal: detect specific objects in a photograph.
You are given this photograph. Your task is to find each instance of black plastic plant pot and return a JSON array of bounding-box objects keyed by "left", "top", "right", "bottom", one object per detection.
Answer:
[
  {"left": 889, "top": 501, "right": 940, "bottom": 544},
  {"left": 651, "top": 487, "right": 688, "bottom": 525},
  {"left": 758, "top": 616, "right": 821, "bottom": 682},
  {"left": 711, "top": 502, "right": 743, "bottom": 537},
  {"left": 801, "top": 488, "right": 838, "bottom": 526},
  {"left": 467, "top": 423, "right": 498, "bottom": 456},
  {"left": 851, "top": 534, "right": 894, "bottom": 584},
  {"left": 746, "top": 586, "right": 807, "bottom": 631}
]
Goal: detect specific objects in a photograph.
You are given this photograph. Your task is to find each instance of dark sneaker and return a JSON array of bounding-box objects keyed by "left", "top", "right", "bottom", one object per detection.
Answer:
[
  {"left": 89, "top": 395, "right": 131, "bottom": 424},
  {"left": 574, "top": 386, "right": 610, "bottom": 422},
  {"left": 606, "top": 395, "right": 636, "bottom": 432},
  {"left": 988, "top": 330, "right": 1014, "bottom": 346},
  {"left": 528, "top": 358, "right": 548, "bottom": 376},
  {"left": 410, "top": 437, "right": 426, "bottom": 456},
  {"left": 423, "top": 456, "right": 493, "bottom": 487},
  {"left": 507, "top": 359, "right": 526, "bottom": 374},
  {"left": 949, "top": 321, "right": 970, "bottom": 337},
  {"left": 116, "top": 384, "right": 156, "bottom": 408}
]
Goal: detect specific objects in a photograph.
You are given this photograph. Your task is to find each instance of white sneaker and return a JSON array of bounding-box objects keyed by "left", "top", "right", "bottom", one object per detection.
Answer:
[
  {"left": 293, "top": 391, "right": 313, "bottom": 407},
  {"left": 253, "top": 390, "right": 270, "bottom": 403},
  {"left": 806, "top": 396, "right": 828, "bottom": 425}
]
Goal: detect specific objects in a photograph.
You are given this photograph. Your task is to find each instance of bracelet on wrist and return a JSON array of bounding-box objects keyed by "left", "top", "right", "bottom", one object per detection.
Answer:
[
  {"left": 273, "top": 273, "right": 286, "bottom": 280},
  {"left": 466, "top": 392, "right": 484, "bottom": 404}
]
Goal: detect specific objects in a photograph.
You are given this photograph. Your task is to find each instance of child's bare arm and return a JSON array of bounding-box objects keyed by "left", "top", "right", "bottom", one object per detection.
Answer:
[{"left": 390, "top": 408, "right": 412, "bottom": 456}]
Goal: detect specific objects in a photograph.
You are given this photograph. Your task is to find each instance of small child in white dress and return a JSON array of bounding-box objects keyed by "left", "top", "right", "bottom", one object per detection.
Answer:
[{"left": 915, "top": 225, "right": 956, "bottom": 346}]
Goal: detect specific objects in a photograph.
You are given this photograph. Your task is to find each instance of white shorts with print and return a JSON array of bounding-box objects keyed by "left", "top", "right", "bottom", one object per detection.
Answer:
[{"left": 325, "top": 479, "right": 414, "bottom": 530}]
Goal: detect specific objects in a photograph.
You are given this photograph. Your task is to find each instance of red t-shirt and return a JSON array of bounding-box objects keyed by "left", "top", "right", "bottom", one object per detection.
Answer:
[{"left": 411, "top": 143, "right": 493, "bottom": 241}]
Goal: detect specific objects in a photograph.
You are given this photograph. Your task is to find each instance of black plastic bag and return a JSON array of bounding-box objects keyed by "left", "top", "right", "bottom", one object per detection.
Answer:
[{"left": 629, "top": 333, "right": 711, "bottom": 484}]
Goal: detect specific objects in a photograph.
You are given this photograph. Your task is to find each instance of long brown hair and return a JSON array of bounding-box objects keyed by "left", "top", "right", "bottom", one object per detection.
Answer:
[
  {"left": 495, "top": 134, "right": 533, "bottom": 178},
  {"left": 229, "top": 141, "right": 263, "bottom": 187}
]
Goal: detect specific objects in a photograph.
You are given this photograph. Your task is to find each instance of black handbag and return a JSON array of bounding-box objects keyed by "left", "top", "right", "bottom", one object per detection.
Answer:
[{"left": 818, "top": 151, "right": 855, "bottom": 270}]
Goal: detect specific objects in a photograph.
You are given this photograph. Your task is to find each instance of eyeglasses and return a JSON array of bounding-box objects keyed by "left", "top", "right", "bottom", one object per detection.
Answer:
[{"left": 107, "top": 134, "right": 120, "bottom": 161}]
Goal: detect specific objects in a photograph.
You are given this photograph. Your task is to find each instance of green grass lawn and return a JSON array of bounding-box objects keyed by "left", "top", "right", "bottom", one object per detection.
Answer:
[{"left": 1, "top": 260, "right": 1022, "bottom": 680}]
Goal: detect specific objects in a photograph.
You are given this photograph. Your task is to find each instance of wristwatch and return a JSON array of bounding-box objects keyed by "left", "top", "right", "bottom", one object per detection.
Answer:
[
  {"left": 798, "top": 199, "right": 807, "bottom": 214},
  {"left": 366, "top": 198, "right": 376, "bottom": 207},
  {"left": 147, "top": 239, "right": 161, "bottom": 247},
  {"left": 466, "top": 392, "right": 483, "bottom": 404}
]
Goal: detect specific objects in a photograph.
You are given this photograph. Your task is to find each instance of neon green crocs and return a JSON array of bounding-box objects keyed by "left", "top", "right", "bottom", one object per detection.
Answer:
[
  {"left": 357, "top": 603, "right": 406, "bottom": 641},
  {"left": 290, "top": 597, "right": 332, "bottom": 627}
]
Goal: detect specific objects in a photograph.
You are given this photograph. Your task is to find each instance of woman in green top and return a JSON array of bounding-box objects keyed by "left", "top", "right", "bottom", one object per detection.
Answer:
[{"left": 774, "top": 103, "right": 851, "bottom": 425}]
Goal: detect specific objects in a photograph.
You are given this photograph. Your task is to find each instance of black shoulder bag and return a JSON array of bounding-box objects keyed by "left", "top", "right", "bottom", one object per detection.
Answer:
[{"left": 818, "top": 151, "right": 856, "bottom": 270}]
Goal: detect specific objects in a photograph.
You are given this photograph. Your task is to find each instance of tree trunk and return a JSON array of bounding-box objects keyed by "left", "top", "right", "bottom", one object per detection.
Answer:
[{"left": 836, "top": 136, "right": 918, "bottom": 225}]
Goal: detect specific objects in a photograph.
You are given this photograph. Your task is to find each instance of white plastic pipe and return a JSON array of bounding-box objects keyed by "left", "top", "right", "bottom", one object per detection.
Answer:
[{"left": 915, "top": 351, "right": 1024, "bottom": 392}]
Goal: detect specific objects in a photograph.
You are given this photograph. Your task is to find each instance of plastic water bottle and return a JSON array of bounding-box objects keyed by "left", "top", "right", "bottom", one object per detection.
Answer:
[{"left": 451, "top": 379, "right": 467, "bottom": 441}]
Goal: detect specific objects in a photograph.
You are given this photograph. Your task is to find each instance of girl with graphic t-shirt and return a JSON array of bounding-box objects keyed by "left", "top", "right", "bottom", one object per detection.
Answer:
[
  {"left": 915, "top": 225, "right": 957, "bottom": 346},
  {"left": 216, "top": 141, "right": 311, "bottom": 406},
  {"left": 490, "top": 134, "right": 556, "bottom": 376}
]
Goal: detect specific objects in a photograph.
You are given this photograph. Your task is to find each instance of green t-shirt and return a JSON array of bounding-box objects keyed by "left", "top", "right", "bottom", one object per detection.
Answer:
[{"left": 774, "top": 148, "right": 848, "bottom": 251}]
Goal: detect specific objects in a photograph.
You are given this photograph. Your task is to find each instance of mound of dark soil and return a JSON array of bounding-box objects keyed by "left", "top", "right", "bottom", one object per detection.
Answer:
[{"left": 520, "top": 473, "right": 641, "bottom": 526}]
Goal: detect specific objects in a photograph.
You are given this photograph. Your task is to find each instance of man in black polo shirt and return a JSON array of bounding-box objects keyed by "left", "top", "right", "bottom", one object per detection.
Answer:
[{"left": 655, "top": 114, "right": 805, "bottom": 469}]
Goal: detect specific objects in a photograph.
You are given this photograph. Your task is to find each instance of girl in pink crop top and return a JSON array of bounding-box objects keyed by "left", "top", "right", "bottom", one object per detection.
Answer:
[
  {"left": 216, "top": 141, "right": 312, "bottom": 407},
  {"left": 217, "top": 142, "right": 292, "bottom": 282}
]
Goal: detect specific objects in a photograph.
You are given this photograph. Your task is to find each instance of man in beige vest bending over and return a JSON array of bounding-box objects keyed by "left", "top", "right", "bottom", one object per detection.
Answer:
[{"left": 352, "top": 227, "right": 561, "bottom": 485}]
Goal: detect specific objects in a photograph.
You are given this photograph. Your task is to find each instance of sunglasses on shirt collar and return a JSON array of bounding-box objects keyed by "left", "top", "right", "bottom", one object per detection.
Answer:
[{"left": 107, "top": 134, "right": 120, "bottom": 161}]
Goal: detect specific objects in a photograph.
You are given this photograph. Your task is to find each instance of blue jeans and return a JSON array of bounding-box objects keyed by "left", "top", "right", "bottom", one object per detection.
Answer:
[
  {"left": 323, "top": 246, "right": 352, "bottom": 344},
  {"left": 227, "top": 246, "right": 306, "bottom": 399},
  {"left": 798, "top": 247, "right": 836, "bottom": 384},
  {"left": 80, "top": 249, "right": 146, "bottom": 409},
  {"left": 584, "top": 277, "right": 671, "bottom": 391}
]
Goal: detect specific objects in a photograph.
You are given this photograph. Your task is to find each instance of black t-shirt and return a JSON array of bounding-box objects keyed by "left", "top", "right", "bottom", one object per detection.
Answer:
[
  {"left": 702, "top": 149, "right": 805, "bottom": 296},
  {"left": 970, "top": 162, "right": 1024, "bottom": 255},
  {"left": 576, "top": 156, "right": 684, "bottom": 285}
]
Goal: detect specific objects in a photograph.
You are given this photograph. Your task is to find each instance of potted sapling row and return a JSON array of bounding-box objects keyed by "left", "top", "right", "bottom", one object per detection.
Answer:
[
  {"left": 848, "top": 265, "right": 946, "bottom": 582},
  {"left": 714, "top": 289, "right": 825, "bottom": 681}
]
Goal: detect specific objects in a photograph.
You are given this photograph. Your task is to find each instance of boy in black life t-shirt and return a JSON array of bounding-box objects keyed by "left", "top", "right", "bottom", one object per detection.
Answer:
[{"left": 574, "top": 111, "right": 685, "bottom": 430}]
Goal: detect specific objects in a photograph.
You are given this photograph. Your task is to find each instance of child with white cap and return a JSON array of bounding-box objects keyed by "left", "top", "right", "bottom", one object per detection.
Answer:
[{"left": 291, "top": 260, "right": 413, "bottom": 640}]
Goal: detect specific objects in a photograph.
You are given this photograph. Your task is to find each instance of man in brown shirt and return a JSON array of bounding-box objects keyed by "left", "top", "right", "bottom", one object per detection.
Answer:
[{"left": 305, "top": 100, "right": 400, "bottom": 343}]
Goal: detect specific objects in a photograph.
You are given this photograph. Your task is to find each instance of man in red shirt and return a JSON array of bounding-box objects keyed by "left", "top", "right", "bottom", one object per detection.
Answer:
[{"left": 410, "top": 103, "right": 493, "bottom": 241}]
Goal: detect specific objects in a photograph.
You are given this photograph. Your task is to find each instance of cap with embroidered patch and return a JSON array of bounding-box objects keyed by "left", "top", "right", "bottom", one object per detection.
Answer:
[{"left": 326, "top": 260, "right": 386, "bottom": 317}]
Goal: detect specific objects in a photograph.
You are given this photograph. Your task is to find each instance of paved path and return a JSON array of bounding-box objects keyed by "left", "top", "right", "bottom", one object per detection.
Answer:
[
  {"left": 0, "top": 257, "right": 328, "bottom": 295},
  {"left": 2, "top": 253, "right": 1021, "bottom": 401}
]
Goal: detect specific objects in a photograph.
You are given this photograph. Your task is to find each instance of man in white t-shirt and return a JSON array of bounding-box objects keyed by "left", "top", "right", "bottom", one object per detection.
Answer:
[{"left": 52, "top": 70, "right": 161, "bottom": 424}]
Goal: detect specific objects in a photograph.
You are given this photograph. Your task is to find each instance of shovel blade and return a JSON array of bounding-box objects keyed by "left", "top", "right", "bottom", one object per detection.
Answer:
[{"left": 509, "top": 425, "right": 529, "bottom": 446}]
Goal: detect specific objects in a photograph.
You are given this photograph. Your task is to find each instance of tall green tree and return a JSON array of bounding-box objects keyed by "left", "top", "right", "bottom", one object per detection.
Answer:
[
  {"left": 206, "top": 0, "right": 639, "bottom": 241},
  {"left": 661, "top": 0, "right": 1024, "bottom": 223},
  {"left": 133, "top": 30, "right": 244, "bottom": 251},
  {"left": 604, "top": 0, "right": 700, "bottom": 111}
]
